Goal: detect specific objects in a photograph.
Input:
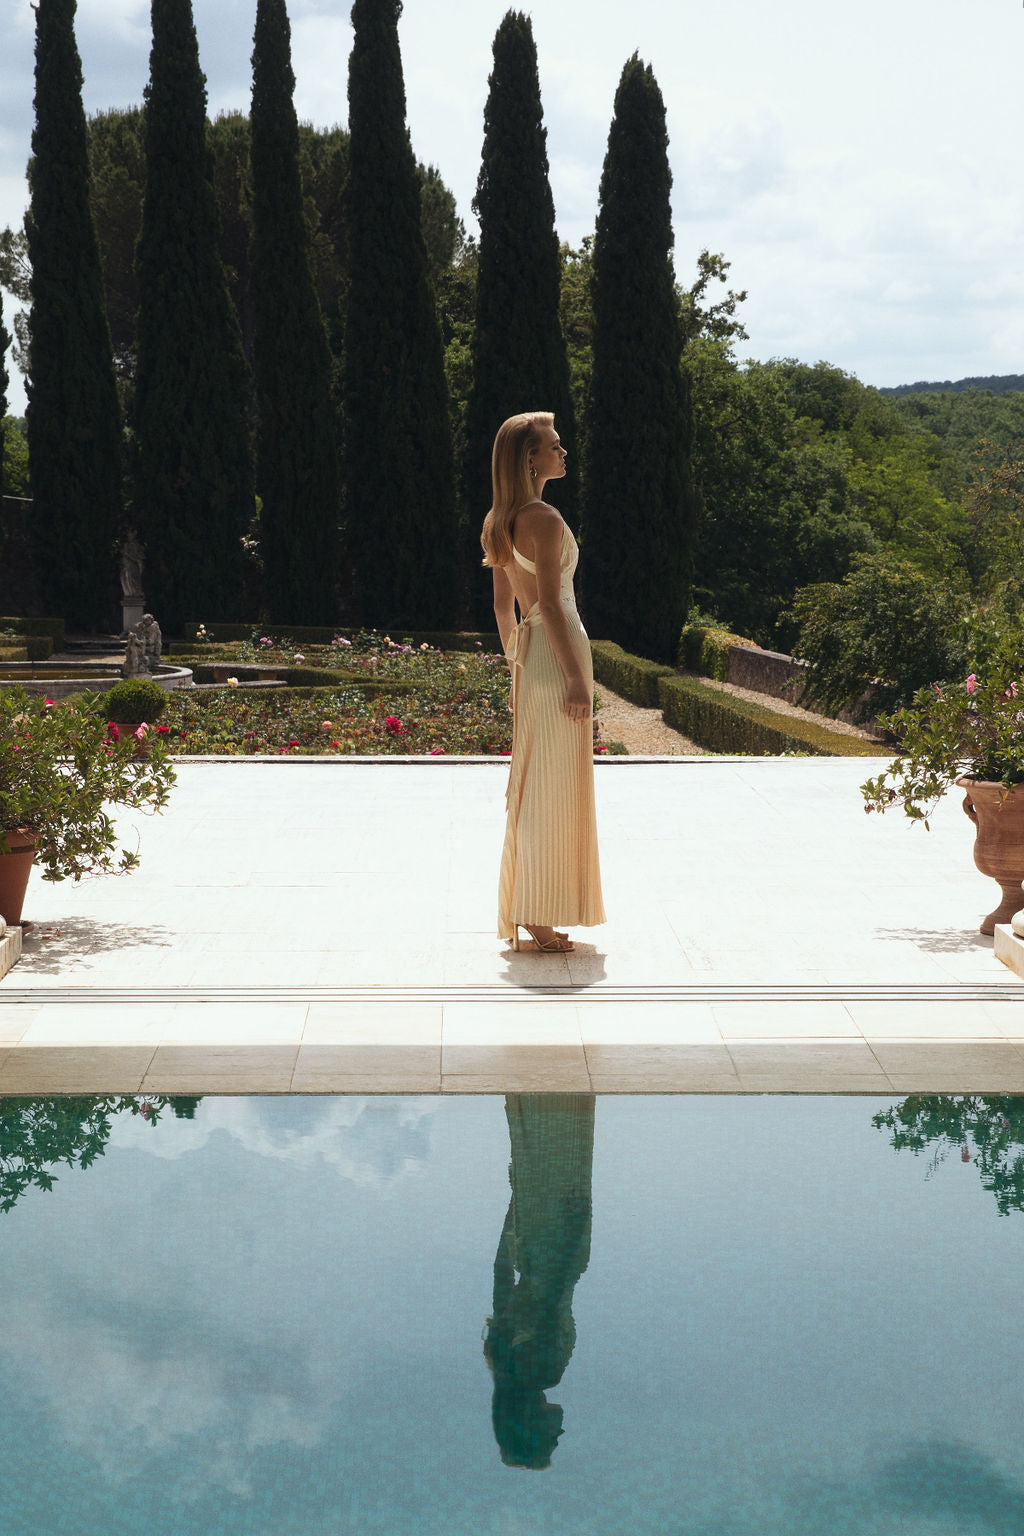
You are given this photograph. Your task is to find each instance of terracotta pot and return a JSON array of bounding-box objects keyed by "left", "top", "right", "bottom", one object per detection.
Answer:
[
  {"left": 109, "top": 721, "right": 151, "bottom": 756},
  {"left": 957, "top": 778, "right": 1024, "bottom": 934},
  {"left": 0, "top": 828, "right": 37, "bottom": 925}
]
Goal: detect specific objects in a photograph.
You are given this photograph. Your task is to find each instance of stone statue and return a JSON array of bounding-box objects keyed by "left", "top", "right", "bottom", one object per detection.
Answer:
[
  {"left": 121, "top": 614, "right": 163, "bottom": 677},
  {"left": 122, "top": 629, "right": 145, "bottom": 678},
  {"left": 119, "top": 531, "right": 144, "bottom": 600},
  {"left": 140, "top": 613, "right": 162, "bottom": 669}
]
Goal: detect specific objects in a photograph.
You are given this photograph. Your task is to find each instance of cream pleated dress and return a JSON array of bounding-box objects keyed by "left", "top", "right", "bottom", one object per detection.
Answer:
[{"left": 497, "top": 521, "right": 605, "bottom": 940}]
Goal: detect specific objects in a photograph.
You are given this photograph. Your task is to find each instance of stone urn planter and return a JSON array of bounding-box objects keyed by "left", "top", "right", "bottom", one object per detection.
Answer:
[
  {"left": 957, "top": 777, "right": 1024, "bottom": 935},
  {"left": 0, "top": 828, "right": 38, "bottom": 926}
]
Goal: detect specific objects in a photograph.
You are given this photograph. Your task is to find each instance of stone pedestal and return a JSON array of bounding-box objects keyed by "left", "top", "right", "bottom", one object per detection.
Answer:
[
  {"left": 0, "top": 918, "right": 21, "bottom": 983},
  {"left": 121, "top": 596, "right": 144, "bottom": 637}
]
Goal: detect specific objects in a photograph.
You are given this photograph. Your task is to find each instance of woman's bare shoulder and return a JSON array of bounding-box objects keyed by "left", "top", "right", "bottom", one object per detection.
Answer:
[{"left": 515, "top": 501, "right": 563, "bottom": 539}]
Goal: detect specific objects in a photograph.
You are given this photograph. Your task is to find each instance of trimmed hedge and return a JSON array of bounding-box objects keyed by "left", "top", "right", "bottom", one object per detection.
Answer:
[
  {"left": 591, "top": 640, "right": 675, "bottom": 707},
  {"left": 0, "top": 617, "right": 63, "bottom": 654},
  {"left": 0, "top": 645, "right": 28, "bottom": 661},
  {"left": 182, "top": 622, "right": 499, "bottom": 653},
  {"left": 678, "top": 622, "right": 759, "bottom": 681},
  {"left": 657, "top": 674, "right": 888, "bottom": 757},
  {"left": 101, "top": 678, "right": 169, "bottom": 723}
]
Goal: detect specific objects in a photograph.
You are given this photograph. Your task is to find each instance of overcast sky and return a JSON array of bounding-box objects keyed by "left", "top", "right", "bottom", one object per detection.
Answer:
[{"left": 1, "top": 0, "right": 1023, "bottom": 416}]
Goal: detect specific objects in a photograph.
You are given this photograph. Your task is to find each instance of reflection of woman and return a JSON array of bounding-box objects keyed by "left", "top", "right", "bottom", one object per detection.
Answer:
[
  {"left": 483, "top": 1093, "right": 595, "bottom": 1469},
  {"left": 482, "top": 412, "right": 605, "bottom": 954}
]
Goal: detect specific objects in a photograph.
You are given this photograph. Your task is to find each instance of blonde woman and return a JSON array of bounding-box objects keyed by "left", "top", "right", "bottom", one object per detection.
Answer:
[{"left": 482, "top": 412, "right": 605, "bottom": 953}]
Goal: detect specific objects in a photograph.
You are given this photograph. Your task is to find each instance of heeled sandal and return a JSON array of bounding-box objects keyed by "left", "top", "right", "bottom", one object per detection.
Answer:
[{"left": 512, "top": 925, "right": 574, "bottom": 953}]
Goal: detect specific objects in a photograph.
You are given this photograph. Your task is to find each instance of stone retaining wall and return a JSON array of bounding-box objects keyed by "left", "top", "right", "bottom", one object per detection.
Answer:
[{"left": 726, "top": 643, "right": 879, "bottom": 733}]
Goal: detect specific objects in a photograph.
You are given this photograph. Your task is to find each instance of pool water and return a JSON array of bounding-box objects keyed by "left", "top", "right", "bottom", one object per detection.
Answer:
[{"left": 1, "top": 1092, "right": 1023, "bottom": 1536}]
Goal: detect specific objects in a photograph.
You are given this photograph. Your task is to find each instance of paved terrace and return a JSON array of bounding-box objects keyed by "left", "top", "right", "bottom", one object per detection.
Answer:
[{"left": 1, "top": 756, "right": 1023, "bottom": 1094}]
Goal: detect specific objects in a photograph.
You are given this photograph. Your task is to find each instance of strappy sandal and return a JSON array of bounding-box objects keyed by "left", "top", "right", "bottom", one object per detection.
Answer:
[{"left": 512, "top": 925, "right": 574, "bottom": 953}]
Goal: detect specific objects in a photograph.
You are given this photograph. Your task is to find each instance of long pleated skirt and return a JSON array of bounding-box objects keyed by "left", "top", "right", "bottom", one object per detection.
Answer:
[{"left": 497, "top": 602, "right": 606, "bottom": 939}]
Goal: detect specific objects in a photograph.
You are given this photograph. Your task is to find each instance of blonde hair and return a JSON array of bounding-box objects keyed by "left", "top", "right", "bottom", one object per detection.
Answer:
[{"left": 480, "top": 411, "right": 554, "bottom": 568}]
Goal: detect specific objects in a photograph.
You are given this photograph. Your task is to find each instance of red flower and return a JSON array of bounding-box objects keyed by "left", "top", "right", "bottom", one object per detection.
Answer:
[
  {"left": 157, "top": 725, "right": 169, "bottom": 734},
  {"left": 384, "top": 715, "right": 404, "bottom": 735}
]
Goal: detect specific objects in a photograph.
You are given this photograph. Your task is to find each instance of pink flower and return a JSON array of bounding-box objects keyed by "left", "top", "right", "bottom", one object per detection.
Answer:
[
  {"left": 430, "top": 746, "right": 445, "bottom": 755},
  {"left": 384, "top": 715, "right": 403, "bottom": 735},
  {"left": 43, "top": 698, "right": 55, "bottom": 708},
  {"left": 933, "top": 684, "right": 942, "bottom": 699},
  {"left": 135, "top": 723, "right": 149, "bottom": 739},
  {"left": 107, "top": 722, "right": 120, "bottom": 740},
  {"left": 1009, "top": 683, "right": 1019, "bottom": 699},
  {"left": 594, "top": 743, "right": 608, "bottom": 754},
  {"left": 966, "top": 674, "right": 977, "bottom": 693}
]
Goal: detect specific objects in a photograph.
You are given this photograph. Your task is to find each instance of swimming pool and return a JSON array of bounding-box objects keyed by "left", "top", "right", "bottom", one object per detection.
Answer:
[{"left": 1, "top": 1092, "right": 1022, "bottom": 1535}]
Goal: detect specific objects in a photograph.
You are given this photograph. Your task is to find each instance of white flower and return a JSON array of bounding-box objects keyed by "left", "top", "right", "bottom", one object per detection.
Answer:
[
  {"left": 293, "top": 652, "right": 305, "bottom": 663},
  {"left": 227, "top": 677, "right": 239, "bottom": 688}
]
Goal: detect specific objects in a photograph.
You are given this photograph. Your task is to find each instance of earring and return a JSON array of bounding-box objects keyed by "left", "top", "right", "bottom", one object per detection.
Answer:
[{"left": 529, "top": 466, "right": 537, "bottom": 480}]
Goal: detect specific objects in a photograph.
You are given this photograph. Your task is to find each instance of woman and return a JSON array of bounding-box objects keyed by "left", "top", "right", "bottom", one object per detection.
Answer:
[{"left": 482, "top": 411, "right": 605, "bottom": 953}]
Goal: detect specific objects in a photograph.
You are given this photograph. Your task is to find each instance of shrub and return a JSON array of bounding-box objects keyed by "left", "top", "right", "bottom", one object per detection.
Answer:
[
  {"left": 590, "top": 640, "right": 675, "bottom": 706},
  {"left": 101, "top": 678, "right": 169, "bottom": 723},
  {"left": 678, "top": 621, "right": 759, "bottom": 680},
  {"left": 0, "top": 617, "right": 63, "bottom": 654},
  {"left": 657, "top": 674, "right": 888, "bottom": 757},
  {"left": 789, "top": 552, "right": 968, "bottom": 722}
]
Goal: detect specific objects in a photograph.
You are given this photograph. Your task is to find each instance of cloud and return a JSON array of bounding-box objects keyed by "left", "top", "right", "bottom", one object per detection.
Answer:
[
  {"left": 109, "top": 1094, "right": 441, "bottom": 1188},
  {"left": 76, "top": 0, "right": 149, "bottom": 46},
  {"left": 291, "top": 14, "right": 353, "bottom": 130},
  {"left": 0, "top": 1288, "right": 332, "bottom": 1500}
]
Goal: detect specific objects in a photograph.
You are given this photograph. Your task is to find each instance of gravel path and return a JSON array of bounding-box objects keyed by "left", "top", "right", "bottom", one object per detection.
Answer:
[
  {"left": 594, "top": 675, "right": 881, "bottom": 755},
  {"left": 593, "top": 684, "right": 702, "bottom": 755}
]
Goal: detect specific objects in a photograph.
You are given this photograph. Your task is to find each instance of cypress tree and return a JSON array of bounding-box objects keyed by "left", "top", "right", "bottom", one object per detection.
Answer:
[
  {"left": 464, "top": 11, "right": 575, "bottom": 578},
  {"left": 26, "top": 0, "right": 122, "bottom": 631},
  {"left": 343, "top": 0, "right": 458, "bottom": 628},
  {"left": 250, "top": 0, "right": 341, "bottom": 625},
  {"left": 134, "top": 0, "right": 254, "bottom": 631},
  {"left": 0, "top": 286, "right": 8, "bottom": 499},
  {"left": 584, "top": 55, "right": 696, "bottom": 662}
]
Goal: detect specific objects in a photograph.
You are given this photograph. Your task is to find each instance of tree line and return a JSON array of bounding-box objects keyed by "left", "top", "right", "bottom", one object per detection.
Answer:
[
  {"left": 2, "top": 0, "right": 1021, "bottom": 679},
  {"left": 0, "top": 0, "right": 698, "bottom": 661}
]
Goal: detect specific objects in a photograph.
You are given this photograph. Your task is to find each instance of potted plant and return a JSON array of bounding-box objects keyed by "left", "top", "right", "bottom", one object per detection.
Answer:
[
  {"left": 0, "top": 688, "right": 176, "bottom": 925},
  {"left": 862, "top": 663, "right": 1024, "bottom": 933},
  {"left": 101, "top": 678, "right": 169, "bottom": 751}
]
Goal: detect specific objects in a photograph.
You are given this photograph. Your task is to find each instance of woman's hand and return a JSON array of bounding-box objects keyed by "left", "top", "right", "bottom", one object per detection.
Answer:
[{"left": 563, "top": 677, "right": 591, "bottom": 722}]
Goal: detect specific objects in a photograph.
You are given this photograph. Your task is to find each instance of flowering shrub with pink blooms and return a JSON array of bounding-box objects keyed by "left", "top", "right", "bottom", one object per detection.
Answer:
[
  {"left": 0, "top": 688, "right": 175, "bottom": 881},
  {"left": 862, "top": 653, "right": 1024, "bottom": 824}
]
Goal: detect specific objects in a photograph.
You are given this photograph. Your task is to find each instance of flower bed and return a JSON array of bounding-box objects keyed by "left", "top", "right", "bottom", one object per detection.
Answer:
[{"left": 160, "top": 630, "right": 609, "bottom": 755}]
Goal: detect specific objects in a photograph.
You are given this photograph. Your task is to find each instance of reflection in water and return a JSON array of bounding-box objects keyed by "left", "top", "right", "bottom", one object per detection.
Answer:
[
  {"left": 873, "top": 1095, "right": 1024, "bottom": 1215},
  {"left": 0, "top": 1095, "right": 201, "bottom": 1213},
  {"left": 483, "top": 1093, "right": 595, "bottom": 1469}
]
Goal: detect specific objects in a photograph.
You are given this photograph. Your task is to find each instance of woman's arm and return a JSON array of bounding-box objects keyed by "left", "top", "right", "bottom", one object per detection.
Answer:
[{"left": 522, "top": 506, "right": 591, "bottom": 722}]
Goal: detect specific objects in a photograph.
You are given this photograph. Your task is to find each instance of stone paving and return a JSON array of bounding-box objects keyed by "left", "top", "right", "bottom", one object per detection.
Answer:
[{"left": 1, "top": 756, "right": 1023, "bottom": 1093}]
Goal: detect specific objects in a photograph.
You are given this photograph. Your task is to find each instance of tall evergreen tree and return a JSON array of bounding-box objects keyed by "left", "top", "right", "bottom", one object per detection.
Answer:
[
  {"left": 25, "top": 0, "right": 122, "bottom": 630},
  {"left": 584, "top": 55, "right": 696, "bottom": 662},
  {"left": 0, "top": 285, "right": 9, "bottom": 499},
  {"left": 343, "top": 0, "right": 458, "bottom": 628},
  {"left": 464, "top": 11, "right": 575, "bottom": 580},
  {"left": 134, "top": 0, "right": 254, "bottom": 630},
  {"left": 250, "top": 0, "right": 341, "bottom": 624}
]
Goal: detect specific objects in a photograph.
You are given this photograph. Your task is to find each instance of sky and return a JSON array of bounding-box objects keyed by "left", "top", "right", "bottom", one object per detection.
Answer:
[{"left": 1, "top": 0, "right": 1023, "bottom": 417}]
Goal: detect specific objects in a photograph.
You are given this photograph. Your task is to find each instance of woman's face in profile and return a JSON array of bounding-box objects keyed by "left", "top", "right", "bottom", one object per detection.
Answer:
[{"left": 530, "top": 427, "right": 567, "bottom": 482}]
